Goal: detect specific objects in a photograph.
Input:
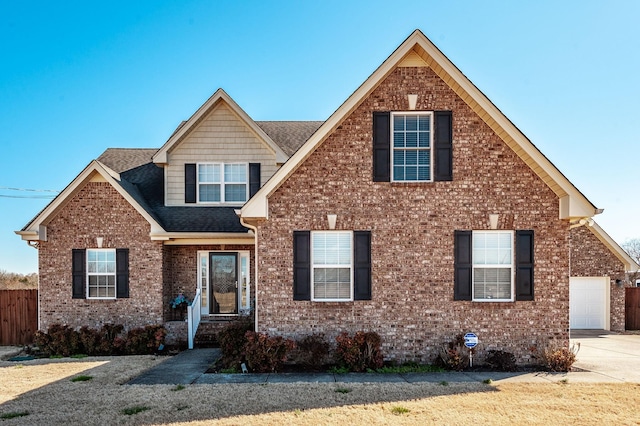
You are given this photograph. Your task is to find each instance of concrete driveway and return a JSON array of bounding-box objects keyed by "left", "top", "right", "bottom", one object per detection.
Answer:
[{"left": 570, "top": 330, "right": 640, "bottom": 382}]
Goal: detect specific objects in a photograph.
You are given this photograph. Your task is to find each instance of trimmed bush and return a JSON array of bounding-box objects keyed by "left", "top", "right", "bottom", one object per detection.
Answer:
[
  {"left": 335, "top": 331, "right": 383, "bottom": 372},
  {"left": 290, "top": 333, "right": 332, "bottom": 370},
  {"left": 243, "top": 331, "right": 295, "bottom": 373},
  {"left": 32, "top": 323, "right": 166, "bottom": 357},
  {"left": 216, "top": 316, "right": 254, "bottom": 369},
  {"left": 34, "top": 324, "right": 81, "bottom": 357},
  {"left": 485, "top": 350, "right": 517, "bottom": 372}
]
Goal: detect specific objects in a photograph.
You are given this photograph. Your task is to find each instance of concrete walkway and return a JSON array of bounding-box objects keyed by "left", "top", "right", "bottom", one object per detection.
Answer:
[{"left": 123, "top": 330, "right": 640, "bottom": 385}]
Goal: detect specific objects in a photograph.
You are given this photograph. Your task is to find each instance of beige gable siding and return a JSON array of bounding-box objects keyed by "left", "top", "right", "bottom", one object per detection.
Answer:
[{"left": 166, "top": 103, "right": 278, "bottom": 205}]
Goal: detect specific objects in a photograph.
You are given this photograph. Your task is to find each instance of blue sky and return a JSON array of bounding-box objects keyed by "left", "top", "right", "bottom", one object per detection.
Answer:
[{"left": 2, "top": 0, "right": 639, "bottom": 274}]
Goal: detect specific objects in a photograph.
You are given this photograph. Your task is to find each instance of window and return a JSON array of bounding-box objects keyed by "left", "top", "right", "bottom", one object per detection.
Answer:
[
  {"left": 87, "top": 249, "right": 116, "bottom": 299},
  {"left": 197, "top": 163, "right": 248, "bottom": 203},
  {"left": 391, "top": 112, "right": 432, "bottom": 182},
  {"left": 311, "top": 231, "right": 353, "bottom": 301},
  {"left": 472, "top": 231, "right": 514, "bottom": 301}
]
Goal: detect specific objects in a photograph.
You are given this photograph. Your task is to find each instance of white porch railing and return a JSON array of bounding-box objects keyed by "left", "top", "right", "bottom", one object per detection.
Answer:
[{"left": 187, "top": 288, "right": 202, "bottom": 349}]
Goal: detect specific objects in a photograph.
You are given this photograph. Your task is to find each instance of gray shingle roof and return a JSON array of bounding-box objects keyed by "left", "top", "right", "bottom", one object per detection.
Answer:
[
  {"left": 97, "top": 148, "right": 158, "bottom": 173},
  {"left": 92, "top": 121, "right": 324, "bottom": 233},
  {"left": 256, "top": 121, "right": 323, "bottom": 156}
]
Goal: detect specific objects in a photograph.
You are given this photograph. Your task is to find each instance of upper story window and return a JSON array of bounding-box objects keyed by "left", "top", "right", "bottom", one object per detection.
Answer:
[
  {"left": 472, "top": 231, "right": 514, "bottom": 301},
  {"left": 198, "top": 163, "right": 248, "bottom": 203},
  {"left": 87, "top": 249, "right": 116, "bottom": 299},
  {"left": 391, "top": 112, "right": 432, "bottom": 182}
]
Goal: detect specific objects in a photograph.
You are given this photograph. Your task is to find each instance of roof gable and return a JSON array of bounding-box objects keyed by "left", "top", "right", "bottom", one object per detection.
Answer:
[
  {"left": 16, "top": 160, "right": 166, "bottom": 241},
  {"left": 241, "top": 29, "right": 599, "bottom": 221},
  {"left": 152, "top": 88, "right": 288, "bottom": 164},
  {"left": 589, "top": 222, "right": 640, "bottom": 272}
]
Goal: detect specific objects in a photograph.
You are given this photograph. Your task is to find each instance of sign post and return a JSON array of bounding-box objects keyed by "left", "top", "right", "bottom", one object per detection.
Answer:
[{"left": 463, "top": 332, "right": 478, "bottom": 367}]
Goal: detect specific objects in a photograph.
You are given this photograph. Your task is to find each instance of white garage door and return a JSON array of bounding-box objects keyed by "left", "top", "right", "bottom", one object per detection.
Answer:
[{"left": 570, "top": 277, "right": 609, "bottom": 329}]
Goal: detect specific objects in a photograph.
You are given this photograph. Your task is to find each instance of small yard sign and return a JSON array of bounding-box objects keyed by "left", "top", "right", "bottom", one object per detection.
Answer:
[{"left": 464, "top": 332, "right": 478, "bottom": 349}]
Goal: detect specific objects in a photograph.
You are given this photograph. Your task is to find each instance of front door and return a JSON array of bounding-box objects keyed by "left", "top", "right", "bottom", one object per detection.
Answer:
[{"left": 210, "top": 253, "right": 238, "bottom": 314}]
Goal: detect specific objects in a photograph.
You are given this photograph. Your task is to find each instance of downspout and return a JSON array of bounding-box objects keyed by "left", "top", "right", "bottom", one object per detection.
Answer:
[{"left": 239, "top": 217, "right": 259, "bottom": 333}]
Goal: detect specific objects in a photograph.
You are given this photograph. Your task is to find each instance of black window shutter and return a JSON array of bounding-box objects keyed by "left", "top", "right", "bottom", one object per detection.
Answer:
[
  {"left": 293, "top": 231, "right": 311, "bottom": 301},
  {"left": 353, "top": 231, "right": 372, "bottom": 300},
  {"left": 434, "top": 111, "right": 453, "bottom": 181},
  {"left": 373, "top": 111, "right": 391, "bottom": 182},
  {"left": 116, "top": 248, "right": 130, "bottom": 298},
  {"left": 515, "top": 230, "right": 534, "bottom": 301},
  {"left": 185, "top": 163, "right": 196, "bottom": 203},
  {"left": 72, "top": 249, "right": 86, "bottom": 299},
  {"left": 454, "top": 230, "right": 472, "bottom": 300},
  {"left": 249, "top": 163, "right": 261, "bottom": 198}
]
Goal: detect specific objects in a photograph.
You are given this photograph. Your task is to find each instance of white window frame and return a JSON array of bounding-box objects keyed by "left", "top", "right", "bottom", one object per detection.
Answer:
[
  {"left": 196, "top": 162, "right": 248, "bottom": 204},
  {"left": 391, "top": 112, "right": 433, "bottom": 182},
  {"left": 311, "top": 231, "right": 353, "bottom": 302},
  {"left": 197, "top": 250, "right": 251, "bottom": 315},
  {"left": 86, "top": 248, "right": 117, "bottom": 300},
  {"left": 472, "top": 230, "right": 515, "bottom": 302}
]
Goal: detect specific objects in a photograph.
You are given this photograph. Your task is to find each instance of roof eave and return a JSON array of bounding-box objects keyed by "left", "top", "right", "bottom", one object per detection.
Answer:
[{"left": 19, "top": 160, "right": 167, "bottom": 240}]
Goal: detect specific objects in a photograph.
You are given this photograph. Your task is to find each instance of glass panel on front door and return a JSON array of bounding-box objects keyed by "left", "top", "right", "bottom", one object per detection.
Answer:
[{"left": 210, "top": 253, "right": 238, "bottom": 314}]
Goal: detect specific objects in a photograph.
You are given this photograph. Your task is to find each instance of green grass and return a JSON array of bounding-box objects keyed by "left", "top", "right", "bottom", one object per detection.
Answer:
[
  {"left": 171, "top": 384, "right": 185, "bottom": 391},
  {"left": 70, "top": 375, "right": 93, "bottom": 382},
  {"left": 390, "top": 406, "right": 410, "bottom": 415},
  {"left": 328, "top": 366, "right": 350, "bottom": 374},
  {"left": 70, "top": 354, "right": 88, "bottom": 359},
  {"left": 0, "top": 411, "right": 30, "bottom": 419},
  {"left": 483, "top": 378, "right": 492, "bottom": 384},
  {"left": 49, "top": 355, "right": 63, "bottom": 359},
  {"left": 374, "top": 363, "right": 444, "bottom": 374},
  {"left": 335, "top": 387, "right": 352, "bottom": 394},
  {"left": 439, "top": 380, "right": 449, "bottom": 386},
  {"left": 122, "top": 406, "right": 151, "bottom": 416}
]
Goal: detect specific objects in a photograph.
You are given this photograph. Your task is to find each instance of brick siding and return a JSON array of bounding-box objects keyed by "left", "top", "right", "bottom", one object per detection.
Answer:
[
  {"left": 256, "top": 66, "right": 570, "bottom": 364},
  {"left": 39, "top": 182, "right": 164, "bottom": 331},
  {"left": 570, "top": 226, "right": 627, "bottom": 331}
]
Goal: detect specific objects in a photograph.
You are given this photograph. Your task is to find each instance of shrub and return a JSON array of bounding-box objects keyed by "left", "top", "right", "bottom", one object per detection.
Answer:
[
  {"left": 243, "top": 331, "right": 295, "bottom": 373},
  {"left": 34, "top": 324, "right": 81, "bottom": 357},
  {"left": 124, "top": 325, "right": 167, "bottom": 355},
  {"left": 485, "top": 350, "right": 517, "bottom": 372},
  {"left": 436, "top": 334, "right": 469, "bottom": 371},
  {"left": 290, "top": 333, "right": 332, "bottom": 370},
  {"left": 32, "top": 323, "right": 165, "bottom": 357},
  {"left": 537, "top": 343, "right": 580, "bottom": 372},
  {"left": 217, "top": 316, "right": 254, "bottom": 369},
  {"left": 335, "top": 331, "right": 384, "bottom": 372}
]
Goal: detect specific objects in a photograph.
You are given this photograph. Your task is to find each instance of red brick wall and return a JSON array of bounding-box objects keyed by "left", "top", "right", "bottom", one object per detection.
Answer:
[
  {"left": 38, "top": 182, "right": 164, "bottom": 331},
  {"left": 164, "top": 245, "right": 255, "bottom": 319},
  {"left": 570, "top": 226, "right": 627, "bottom": 331},
  {"left": 256, "top": 66, "right": 569, "bottom": 364}
]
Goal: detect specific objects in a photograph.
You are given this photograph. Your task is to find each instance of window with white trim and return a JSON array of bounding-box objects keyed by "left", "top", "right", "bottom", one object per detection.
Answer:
[
  {"left": 473, "top": 231, "right": 514, "bottom": 301},
  {"left": 311, "top": 231, "right": 353, "bottom": 301},
  {"left": 392, "top": 112, "right": 432, "bottom": 182},
  {"left": 197, "top": 163, "right": 248, "bottom": 203},
  {"left": 87, "top": 249, "right": 116, "bottom": 299}
]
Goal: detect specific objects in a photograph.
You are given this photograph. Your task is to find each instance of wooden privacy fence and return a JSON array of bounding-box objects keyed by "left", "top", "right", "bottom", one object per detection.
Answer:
[
  {"left": 0, "top": 290, "right": 37, "bottom": 345},
  {"left": 626, "top": 287, "right": 640, "bottom": 330}
]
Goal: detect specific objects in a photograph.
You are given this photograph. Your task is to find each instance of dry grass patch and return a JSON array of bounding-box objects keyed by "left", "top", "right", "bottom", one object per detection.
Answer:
[{"left": 0, "top": 356, "right": 639, "bottom": 425}]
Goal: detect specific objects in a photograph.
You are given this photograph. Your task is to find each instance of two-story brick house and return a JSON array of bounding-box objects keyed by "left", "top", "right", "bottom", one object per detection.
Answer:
[{"left": 17, "top": 30, "right": 637, "bottom": 362}]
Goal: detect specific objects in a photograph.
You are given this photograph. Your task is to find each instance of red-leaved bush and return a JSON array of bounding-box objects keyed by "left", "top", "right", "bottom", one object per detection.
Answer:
[{"left": 335, "top": 331, "right": 383, "bottom": 372}]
